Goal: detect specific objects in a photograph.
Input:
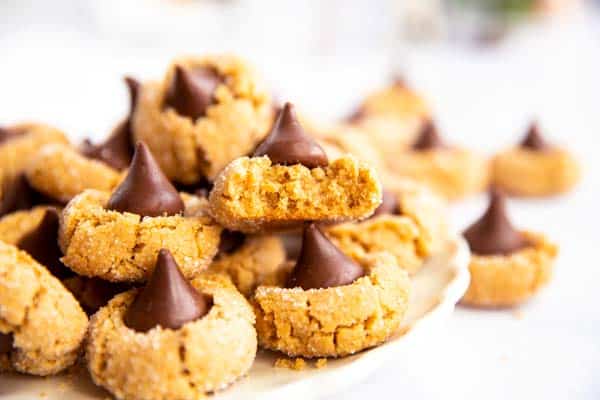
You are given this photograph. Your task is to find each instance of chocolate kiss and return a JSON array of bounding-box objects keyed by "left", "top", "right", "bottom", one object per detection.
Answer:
[
  {"left": 463, "top": 189, "right": 530, "bottom": 255},
  {"left": 0, "top": 174, "right": 40, "bottom": 217},
  {"left": 412, "top": 120, "right": 445, "bottom": 151},
  {"left": 371, "top": 189, "right": 399, "bottom": 218},
  {"left": 81, "top": 77, "right": 140, "bottom": 170},
  {"left": 164, "top": 65, "right": 222, "bottom": 120},
  {"left": 412, "top": 121, "right": 446, "bottom": 151},
  {"left": 106, "top": 142, "right": 184, "bottom": 217},
  {"left": 253, "top": 102, "right": 328, "bottom": 168},
  {"left": 17, "top": 208, "right": 73, "bottom": 279},
  {"left": 520, "top": 122, "right": 550, "bottom": 151},
  {"left": 287, "top": 223, "right": 365, "bottom": 290},
  {"left": 0, "top": 333, "right": 12, "bottom": 354},
  {"left": 124, "top": 249, "right": 211, "bottom": 332},
  {"left": 218, "top": 230, "right": 246, "bottom": 255}
]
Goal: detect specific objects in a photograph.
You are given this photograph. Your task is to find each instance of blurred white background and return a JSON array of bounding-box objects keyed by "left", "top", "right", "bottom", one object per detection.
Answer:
[{"left": 0, "top": 1, "right": 598, "bottom": 399}]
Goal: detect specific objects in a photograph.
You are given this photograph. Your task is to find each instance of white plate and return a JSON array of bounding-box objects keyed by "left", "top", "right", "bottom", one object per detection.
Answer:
[{"left": 0, "top": 237, "right": 470, "bottom": 400}]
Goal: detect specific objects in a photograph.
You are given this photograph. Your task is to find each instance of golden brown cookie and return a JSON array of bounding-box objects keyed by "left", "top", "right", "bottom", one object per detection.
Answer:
[
  {"left": 349, "top": 115, "right": 424, "bottom": 159},
  {"left": 25, "top": 143, "right": 123, "bottom": 204},
  {"left": 0, "top": 206, "right": 49, "bottom": 245},
  {"left": 0, "top": 241, "right": 88, "bottom": 375},
  {"left": 86, "top": 272, "right": 257, "bottom": 400},
  {"left": 386, "top": 177, "right": 450, "bottom": 254},
  {"left": 355, "top": 79, "right": 430, "bottom": 121},
  {"left": 253, "top": 252, "right": 410, "bottom": 358},
  {"left": 325, "top": 215, "right": 425, "bottom": 275},
  {"left": 209, "top": 155, "right": 382, "bottom": 233},
  {"left": 0, "top": 123, "right": 68, "bottom": 181},
  {"left": 387, "top": 147, "right": 490, "bottom": 200},
  {"left": 132, "top": 55, "right": 273, "bottom": 183},
  {"left": 462, "top": 231, "right": 557, "bottom": 307},
  {"left": 59, "top": 190, "right": 222, "bottom": 282},
  {"left": 207, "top": 234, "right": 287, "bottom": 297},
  {"left": 492, "top": 147, "right": 580, "bottom": 197}
]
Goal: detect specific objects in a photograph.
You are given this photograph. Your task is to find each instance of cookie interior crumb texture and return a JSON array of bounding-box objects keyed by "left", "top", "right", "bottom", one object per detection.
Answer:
[{"left": 209, "top": 155, "right": 383, "bottom": 233}]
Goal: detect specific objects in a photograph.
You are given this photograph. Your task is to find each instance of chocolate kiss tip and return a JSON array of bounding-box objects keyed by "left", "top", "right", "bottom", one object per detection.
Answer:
[
  {"left": 371, "top": 189, "right": 399, "bottom": 218},
  {"left": 412, "top": 120, "right": 445, "bottom": 151},
  {"left": 253, "top": 102, "right": 328, "bottom": 168},
  {"left": 286, "top": 223, "right": 365, "bottom": 290},
  {"left": 124, "top": 249, "right": 211, "bottom": 332},
  {"left": 463, "top": 189, "right": 529, "bottom": 256},
  {"left": 124, "top": 76, "right": 141, "bottom": 112},
  {"left": 520, "top": 122, "right": 549, "bottom": 151},
  {"left": 106, "top": 142, "right": 184, "bottom": 217},
  {"left": 164, "top": 65, "right": 221, "bottom": 120},
  {"left": 17, "top": 208, "right": 72, "bottom": 279}
]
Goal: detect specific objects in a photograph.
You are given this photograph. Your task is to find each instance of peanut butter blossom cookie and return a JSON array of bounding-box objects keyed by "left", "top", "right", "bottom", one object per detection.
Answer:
[
  {"left": 86, "top": 249, "right": 257, "bottom": 400},
  {"left": 344, "top": 78, "right": 429, "bottom": 161},
  {"left": 59, "top": 142, "right": 221, "bottom": 282},
  {"left": 461, "top": 189, "right": 557, "bottom": 307},
  {"left": 492, "top": 122, "right": 580, "bottom": 196},
  {"left": 0, "top": 241, "right": 88, "bottom": 376},
  {"left": 387, "top": 120, "right": 490, "bottom": 200},
  {"left": 0, "top": 123, "right": 68, "bottom": 182},
  {"left": 209, "top": 103, "right": 382, "bottom": 233},
  {"left": 253, "top": 223, "right": 410, "bottom": 358},
  {"left": 132, "top": 55, "right": 273, "bottom": 183}
]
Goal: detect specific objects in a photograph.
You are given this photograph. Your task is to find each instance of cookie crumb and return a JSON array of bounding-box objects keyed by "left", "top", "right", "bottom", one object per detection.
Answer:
[
  {"left": 315, "top": 358, "right": 328, "bottom": 369},
  {"left": 274, "top": 357, "right": 307, "bottom": 370}
]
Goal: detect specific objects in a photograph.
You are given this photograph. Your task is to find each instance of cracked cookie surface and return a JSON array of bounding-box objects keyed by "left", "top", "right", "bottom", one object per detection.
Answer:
[
  {"left": 253, "top": 252, "right": 410, "bottom": 358},
  {"left": 209, "top": 155, "right": 382, "bottom": 233},
  {"left": 86, "top": 273, "right": 257, "bottom": 400},
  {"left": 492, "top": 147, "right": 580, "bottom": 197},
  {"left": 59, "top": 190, "right": 222, "bottom": 282},
  {"left": 132, "top": 55, "right": 273, "bottom": 183},
  {"left": 461, "top": 231, "right": 557, "bottom": 308},
  {"left": 0, "top": 241, "right": 88, "bottom": 375},
  {"left": 26, "top": 143, "right": 123, "bottom": 204}
]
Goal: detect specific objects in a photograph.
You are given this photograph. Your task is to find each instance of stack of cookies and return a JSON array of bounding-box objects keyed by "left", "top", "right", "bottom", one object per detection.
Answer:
[{"left": 0, "top": 54, "right": 571, "bottom": 399}]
